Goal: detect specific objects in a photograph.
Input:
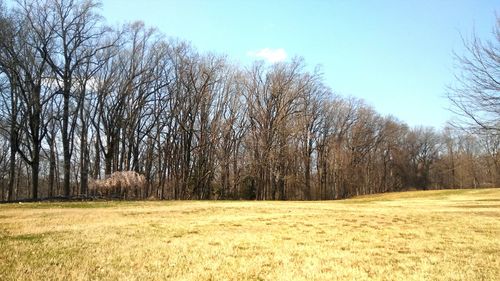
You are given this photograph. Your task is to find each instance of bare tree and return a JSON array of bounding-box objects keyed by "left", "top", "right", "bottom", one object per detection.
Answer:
[
  {"left": 1, "top": 0, "right": 498, "bottom": 202},
  {"left": 448, "top": 17, "right": 500, "bottom": 133},
  {"left": 478, "top": 131, "right": 500, "bottom": 186},
  {"left": 244, "top": 58, "right": 307, "bottom": 199},
  {"left": 0, "top": 5, "right": 57, "bottom": 199},
  {"left": 17, "top": 0, "right": 113, "bottom": 197},
  {"left": 295, "top": 69, "right": 326, "bottom": 199}
]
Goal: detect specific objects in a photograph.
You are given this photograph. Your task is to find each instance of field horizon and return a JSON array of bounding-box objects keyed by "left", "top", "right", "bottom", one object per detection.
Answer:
[{"left": 1, "top": 188, "right": 499, "bottom": 280}]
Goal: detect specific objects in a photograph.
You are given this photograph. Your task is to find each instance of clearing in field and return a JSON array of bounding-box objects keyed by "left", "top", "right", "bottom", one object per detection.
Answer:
[{"left": 0, "top": 189, "right": 499, "bottom": 280}]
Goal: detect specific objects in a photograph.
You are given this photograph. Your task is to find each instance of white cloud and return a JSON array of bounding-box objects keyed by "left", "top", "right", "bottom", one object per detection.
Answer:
[{"left": 247, "top": 48, "right": 287, "bottom": 63}]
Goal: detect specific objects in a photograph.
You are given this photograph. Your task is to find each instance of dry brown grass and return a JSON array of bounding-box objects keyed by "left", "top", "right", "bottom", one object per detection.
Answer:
[
  {"left": 89, "top": 171, "right": 145, "bottom": 198},
  {"left": 0, "top": 188, "right": 499, "bottom": 280}
]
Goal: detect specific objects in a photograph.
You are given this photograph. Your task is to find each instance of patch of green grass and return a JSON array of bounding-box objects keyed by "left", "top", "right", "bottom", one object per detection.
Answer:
[
  {"left": 10, "top": 233, "right": 44, "bottom": 242},
  {"left": 344, "top": 188, "right": 489, "bottom": 203},
  {"left": 1, "top": 201, "right": 117, "bottom": 209}
]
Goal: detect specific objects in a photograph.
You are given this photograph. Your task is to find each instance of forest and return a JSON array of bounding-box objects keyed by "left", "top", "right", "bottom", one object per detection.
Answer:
[{"left": 0, "top": 0, "right": 498, "bottom": 201}]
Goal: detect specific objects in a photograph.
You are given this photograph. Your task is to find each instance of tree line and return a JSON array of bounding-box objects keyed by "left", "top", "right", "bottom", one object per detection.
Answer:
[{"left": 0, "top": 0, "right": 498, "bottom": 201}]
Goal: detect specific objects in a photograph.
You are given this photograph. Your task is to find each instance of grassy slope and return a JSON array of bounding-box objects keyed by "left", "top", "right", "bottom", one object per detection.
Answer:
[{"left": 0, "top": 189, "right": 498, "bottom": 280}]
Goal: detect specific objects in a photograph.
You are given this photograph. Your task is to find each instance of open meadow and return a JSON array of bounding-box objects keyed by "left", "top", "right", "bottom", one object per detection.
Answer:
[{"left": 0, "top": 189, "right": 499, "bottom": 280}]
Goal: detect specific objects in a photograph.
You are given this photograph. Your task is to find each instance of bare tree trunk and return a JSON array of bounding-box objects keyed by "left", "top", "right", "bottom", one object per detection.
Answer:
[
  {"left": 80, "top": 125, "right": 89, "bottom": 195},
  {"left": 8, "top": 139, "right": 16, "bottom": 201},
  {"left": 62, "top": 92, "right": 71, "bottom": 197},
  {"left": 31, "top": 153, "right": 39, "bottom": 200},
  {"left": 48, "top": 135, "right": 56, "bottom": 198},
  {"left": 93, "top": 129, "right": 101, "bottom": 179}
]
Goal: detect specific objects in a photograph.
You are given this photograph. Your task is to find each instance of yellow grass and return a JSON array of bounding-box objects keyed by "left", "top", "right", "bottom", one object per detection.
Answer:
[{"left": 0, "top": 188, "right": 499, "bottom": 280}]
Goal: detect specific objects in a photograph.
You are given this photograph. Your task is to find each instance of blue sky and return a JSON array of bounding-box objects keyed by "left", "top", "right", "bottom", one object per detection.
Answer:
[{"left": 100, "top": 0, "right": 499, "bottom": 129}]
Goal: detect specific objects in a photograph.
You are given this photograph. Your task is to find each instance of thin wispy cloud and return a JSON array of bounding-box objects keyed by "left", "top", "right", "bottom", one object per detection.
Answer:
[{"left": 247, "top": 48, "right": 287, "bottom": 63}]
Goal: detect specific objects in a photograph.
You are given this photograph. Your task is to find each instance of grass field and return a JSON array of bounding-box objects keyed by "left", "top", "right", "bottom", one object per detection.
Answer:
[{"left": 0, "top": 189, "right": 499, "bottom": 280}]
